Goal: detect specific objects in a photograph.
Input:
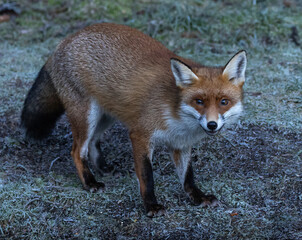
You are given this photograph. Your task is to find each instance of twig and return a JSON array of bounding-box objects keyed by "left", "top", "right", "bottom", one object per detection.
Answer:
[
  {"left": 0, "top": 224, "right": 4, "bottom": 235},
  {"left": 49, "top": 157, "right": 60, "bottom": 171},
  {"left": 295, "top": 149, "right": 302, "bottom": 161},
  {"left": 16, "top": 164, "right": 29, "bottom": 173},
  {"left": 221, "top": 135, "right": 237, "bottom": 148},
  {"left": 25, "top": 197, "right": 41, "bottom": 208}
]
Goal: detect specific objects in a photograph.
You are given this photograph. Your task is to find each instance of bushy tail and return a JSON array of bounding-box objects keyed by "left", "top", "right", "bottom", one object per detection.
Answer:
[{"left": 21, "top": 65, "right": 64, "bottom": 140}]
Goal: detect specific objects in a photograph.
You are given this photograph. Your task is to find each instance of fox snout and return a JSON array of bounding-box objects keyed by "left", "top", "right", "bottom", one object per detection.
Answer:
[
  {"left": 207, "top": 121, "right": 218, "bottom": 131},
  {"left": 198, "top": 101, "right": 243, "bottom": 135},
  {"left": 199, "top": 115, "right": 224, "bottom": 135}
]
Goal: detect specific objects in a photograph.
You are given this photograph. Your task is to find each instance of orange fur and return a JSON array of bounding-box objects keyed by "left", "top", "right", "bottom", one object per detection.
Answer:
[{"left": 22, "top": 23, "right": 246, "bottom": 217}]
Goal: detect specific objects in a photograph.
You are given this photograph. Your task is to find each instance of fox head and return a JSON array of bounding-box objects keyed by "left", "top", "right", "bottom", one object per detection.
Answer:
[{"left": 171, "top": 50, "right": 247, "bottom": 135}]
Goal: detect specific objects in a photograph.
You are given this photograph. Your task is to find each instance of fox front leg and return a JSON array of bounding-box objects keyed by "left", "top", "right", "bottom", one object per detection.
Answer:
[
  {"left": 130, "top": 131, "right": 165, "bottom": 217},
  {"left": 172, "top": 148, "right": 219, "bottom": 207}
]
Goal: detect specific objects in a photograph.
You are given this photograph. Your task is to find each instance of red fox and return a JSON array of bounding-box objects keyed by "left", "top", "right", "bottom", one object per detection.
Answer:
[{"left": 21, "top": 23, "right": 247, "bottom": 217}]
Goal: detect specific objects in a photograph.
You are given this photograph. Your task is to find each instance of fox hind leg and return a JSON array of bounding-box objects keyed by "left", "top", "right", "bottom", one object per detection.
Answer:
[
  {"left": 88, "top": 113, "right": 115, "bottom": 173},
  {"left": 67, "top": 99, "right": 105, "bottom": 192},
  {"left": 71, "top": 139, "right": 105, "bottom": 192}
]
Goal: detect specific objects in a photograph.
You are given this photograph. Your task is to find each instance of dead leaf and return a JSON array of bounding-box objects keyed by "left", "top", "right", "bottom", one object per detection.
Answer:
[{"left": 0, "top": 14, "right": 10, "bottom": 23}]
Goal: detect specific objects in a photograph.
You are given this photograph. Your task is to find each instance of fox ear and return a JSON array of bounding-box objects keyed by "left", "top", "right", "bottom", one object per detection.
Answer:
[
  {"left": 171, "top": 59, "right": 198, "bottom": 87},
  {"left": 223, "top": 50, "right": 247, "bottom": 85}
]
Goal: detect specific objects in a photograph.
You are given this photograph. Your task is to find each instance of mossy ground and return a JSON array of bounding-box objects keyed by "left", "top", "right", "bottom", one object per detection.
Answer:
[{"left": 0, "top": 0, "right": 301, "bottom": 239}]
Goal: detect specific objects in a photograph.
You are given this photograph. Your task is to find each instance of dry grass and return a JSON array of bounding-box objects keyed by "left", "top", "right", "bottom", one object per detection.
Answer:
[{"left": 0, "top": 0, "right": 301, "bottom": 239}]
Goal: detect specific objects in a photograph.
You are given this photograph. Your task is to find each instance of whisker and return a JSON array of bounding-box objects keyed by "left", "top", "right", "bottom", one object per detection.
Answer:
[{"left": 223, "top": 113, "right": 240, "bottom": 120}]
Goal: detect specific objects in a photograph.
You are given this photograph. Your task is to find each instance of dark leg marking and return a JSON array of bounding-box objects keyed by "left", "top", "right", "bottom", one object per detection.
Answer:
[
  {"left": 89, "top": 140, "right": 113, "bottom": 173},
  {"left": 184, "top": 163, "right": 219, "bottom": 207},
  {"left": 88, "top": 113, "right": 114, "bottom": 173},
  {"left": 82, "top": 159, "right": 105, "bottom": 193},
  {"left": 141, "top": 154, "right": 165, "bottom": 217}
]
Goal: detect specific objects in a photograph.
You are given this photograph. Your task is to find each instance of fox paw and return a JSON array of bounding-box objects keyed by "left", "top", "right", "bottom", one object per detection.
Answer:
[
  {"left": 199, "top": 194, "right": 219, "bottom": 207},
  {"left": 145, "top": 203, "right": 166, "bottom": 218},
  {"left": 84, "top": 181, "right": 105, "bottom": 193},
  {"left": 188, "top": 188, "right": 219, "bottom": 207}
]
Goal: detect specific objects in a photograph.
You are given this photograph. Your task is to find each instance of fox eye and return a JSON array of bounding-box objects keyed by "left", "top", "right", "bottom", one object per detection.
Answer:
[
  {"left": 221, "top": 99, "right": 229, "bottom": 106},
  {"left": 195, "top": 99, "right": 204, "bottom": 105}
]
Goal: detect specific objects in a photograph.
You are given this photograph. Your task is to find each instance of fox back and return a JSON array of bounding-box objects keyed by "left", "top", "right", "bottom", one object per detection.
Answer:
[{"left": 49, "top": 24, "right": 181, "bottom": 126}]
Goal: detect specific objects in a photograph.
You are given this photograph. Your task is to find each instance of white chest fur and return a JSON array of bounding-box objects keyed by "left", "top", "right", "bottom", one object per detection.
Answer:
[{"left": 151, "top": 104, "right": 207, "bottom": 149}]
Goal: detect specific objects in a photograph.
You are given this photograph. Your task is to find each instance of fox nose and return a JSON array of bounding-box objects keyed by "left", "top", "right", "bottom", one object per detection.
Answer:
[{"left": 207, "top": 121, "right": 218, "bottom": 131}]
